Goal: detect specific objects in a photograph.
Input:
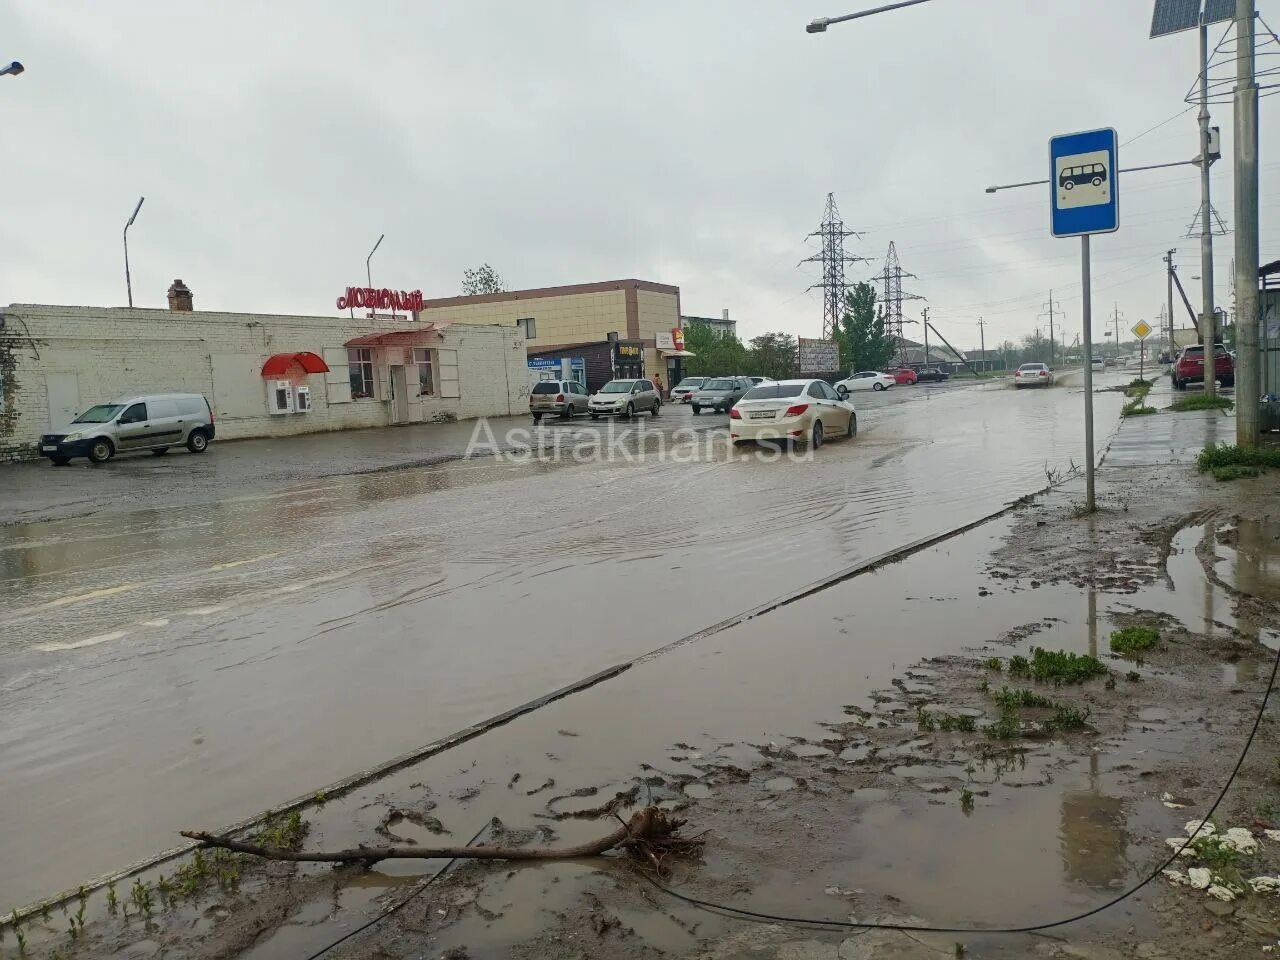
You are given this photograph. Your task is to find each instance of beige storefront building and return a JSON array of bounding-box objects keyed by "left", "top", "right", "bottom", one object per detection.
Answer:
[{"left": 421, "top": 279, "right": 684, "bottom": 387}]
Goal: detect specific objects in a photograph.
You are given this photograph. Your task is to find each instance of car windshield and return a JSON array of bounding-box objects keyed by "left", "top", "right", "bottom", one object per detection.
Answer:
[
  {"left": 741, "top": 384, "right": 804, "bottom": 400},
  {"left": 72, "top": 404, "right": 125, "bottom": 423},
  {"left": 702, "top": 379, "right": 733, "bottom": 390},
  {"left": 674, "top": 378, "right": 704, "bottom": 389},
  {"left": 599, "top": 381, "right": 635, "bottom": 393},
  {"left": 531, "top": 382, "right": 561, "bottom": 394},
  {"left": 1018, "top": 364, "right": 1045, "bottom": 372}
]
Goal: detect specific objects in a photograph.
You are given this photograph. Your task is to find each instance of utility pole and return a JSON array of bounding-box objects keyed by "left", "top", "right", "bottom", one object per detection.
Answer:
[
  {"left": 1164, "top": 250, "right": 1177, "bottom": 358},
  {"left": 977, "top": 316, "right": 986, "bottom": 372},
  {"left": 1113, "top": 304, "right": 1123, "bottom": 360},
  {"left": 123, "top": 197, "right": 145, "bottom": 308},
  {"left": 1234, "top": 0, "right": 1260, "bottom": 444},
  {"left": 922, "top": 306, "right": 930, "bottom": 364},
  {"left": 1198, "top": 14, "right": 1218, "bottom": 400},
  {"left": 1041, "top": 291, "right": 1059, "bottom": 367}
]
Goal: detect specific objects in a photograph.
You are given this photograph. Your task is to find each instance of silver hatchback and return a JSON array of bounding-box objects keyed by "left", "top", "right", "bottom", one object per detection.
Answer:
[
  {"left": 39, "top": 393, "right": 216, "bottom": 465},
  {"left": 530, "top": 380, "right": 589, "bottom": 423},
  {"left": 588, "top": 379, "right": 661, "bottom": 419}
]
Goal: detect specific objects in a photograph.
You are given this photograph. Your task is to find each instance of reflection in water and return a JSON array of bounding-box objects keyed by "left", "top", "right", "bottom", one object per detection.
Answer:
[
  {"left": 1087, "top": 587, "right": 1097, "bottom": 658},
  {"left": 1059, "top": 754, "right": 1127, "bottom": 890}
]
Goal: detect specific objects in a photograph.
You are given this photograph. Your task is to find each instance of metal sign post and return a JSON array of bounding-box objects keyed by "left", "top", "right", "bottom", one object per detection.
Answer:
[
  {"left": 1132, "top": 319, "right": 1153, "bottom": 381},
  {"left": 1050, "top": 127, "right": 1120, "bottom": 514}
]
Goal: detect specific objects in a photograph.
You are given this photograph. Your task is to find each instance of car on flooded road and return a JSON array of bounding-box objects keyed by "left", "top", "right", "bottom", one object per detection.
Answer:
[
  {"left": 39, "top": 393, "right": 215, "bottom": 465},
  {"left": 691, "top": 376, "right": 751, "bottom": 414},
  {"left": 729, "top": 379, "right": 856, "bottom": 449},
  {"left": 833, "top": 370, "right": 895, "bottom": 397},
  {"left": 1172, "top": 344, "right": 1234, "bottom": 390},
  {"left": 890, "top": 367, "right": 918, "bottom": 385},
  {"left": 588, "top": 379, "right": 661, "bottom": 419},
  {"left": 530, "top": 380, "right": 589, "bottom": 423},
  {"left": 1014, "top": 363, "right": 1055, "bottom": 388},
  {"left": 670, "top": 377, "right": 706, "bottom": 403},
  {"left": 914, "top": 367, "right": 950, "bottom": 383}
]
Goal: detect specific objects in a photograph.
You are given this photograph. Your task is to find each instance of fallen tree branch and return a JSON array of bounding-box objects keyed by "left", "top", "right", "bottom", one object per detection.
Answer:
[{"left": 182, "top": 807, "right": 693, "bottom": 867}]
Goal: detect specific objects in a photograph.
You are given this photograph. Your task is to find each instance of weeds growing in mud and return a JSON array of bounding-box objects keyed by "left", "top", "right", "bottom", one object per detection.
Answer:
[
  {"left": 14, "top": 925, "right": 26, "bottom": 955},
  {"left": 984, "top": 704, "right": 1022, "bottom": 740},
  {"left": 1105, "top": 674, "right": 1117, "bottom": 690},
  {"left": 982, "top": 657, "right": 1003, "bottom": 672},
  {"left": 105, "top": 881, "right": 118, "bottom": 913},
  {"left": 1126, "top": 670, "right": 1142, "bottom": 682},
  {"left": 1197, "top": 442, "right": 1280, "bottom": 477},
  {"left": 1122, "top": 397, "right": 1157, "bottom": 417},
  {"left": 1125, "top": 378, "right": 1152, "bottom": 397},
  {"left": 1047, "top": 703, "right": 1091, "bottom": 731},
  {"left": 959, "top": 788, "right": 975, "bottom": 813},
  {"left": 1211, "top": 464, "right": 1261, "bottom": 481},
  {"left": 978, "top": 677, "right": 990, "bottom": 694},
  {"left": 918, "top": 709, "right": 976, "bottom": 733},
  {"left": 254, "top": 810, "right": 307, "bottom": 850},
  {"left": 1110, "top": 626, "right": 1159, "bottom": 657},
  {"left": 991, "top": 687, "right": 1054, "bottom": 709},
  {"left": 1169, "top": 394, "right": 1234, "bottom": 412},
  {"left": 1008, "top": 647, "right": 1108, "bottom": 685}
]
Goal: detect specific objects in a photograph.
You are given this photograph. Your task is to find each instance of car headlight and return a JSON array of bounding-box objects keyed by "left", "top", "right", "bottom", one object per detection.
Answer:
[{"left": 63, "top": 431, "right": 84, "bottom": 442}]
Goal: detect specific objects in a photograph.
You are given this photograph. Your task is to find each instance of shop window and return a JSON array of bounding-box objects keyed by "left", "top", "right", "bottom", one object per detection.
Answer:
[
  {"left": 414, "top": 348, "right": 436, "bottom": 397},
  {"left": 517, "top": 317, "right": 536, "bottom": 339},
  {"left": 347, "top": 348, "right": 375, "bottom": 400}
]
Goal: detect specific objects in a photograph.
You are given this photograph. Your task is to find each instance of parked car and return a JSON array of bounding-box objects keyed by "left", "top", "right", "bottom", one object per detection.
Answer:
[
  {"left": 746, "top": 376, "right": 775, "bottom": 386},
  {"left": 670, "top": 377, "right": 706, "bottom": 403},
  {"left": 39, "top": 393, "right": 215, "bottom": 465},
  {"left": 1091, "top": 356, "right": 1105, "bottom": 371},
  {"left": 915, "top": 367, "right": 950, "bottom": 383},
  {"left": 729, "top": 379, "right": 856, "bottom": 449},
  {"left": 833, "top": 370, "right": 895, "bottom": 396},
  {"left": 588, "top": 379, "right": 661, "bottom": 419},
  {"left": 1013, "top": 363, "right": 1055, "bottom": 388},
  {"left": 691, "top": 377, "right": 751, "bottom": 414},
  {"left": 890, "top": 367, "right": 918, "bottom": 385},
  {"left": 1172, "top": 344, "right": 1234, "bottom": 389},
  {"left": 530, "top": 379, "right": 588, "bottom": 423}
]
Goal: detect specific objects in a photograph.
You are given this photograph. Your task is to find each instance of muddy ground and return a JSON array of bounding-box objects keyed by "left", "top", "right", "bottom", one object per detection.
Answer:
[{"left": 8, "top": 451, "right": 1280, "bottom": 960}]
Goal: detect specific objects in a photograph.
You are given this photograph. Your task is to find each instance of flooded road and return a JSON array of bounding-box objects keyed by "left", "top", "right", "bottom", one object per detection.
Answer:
[{"left": 0, "top": 375, "right": 1120, "bottom": 907}]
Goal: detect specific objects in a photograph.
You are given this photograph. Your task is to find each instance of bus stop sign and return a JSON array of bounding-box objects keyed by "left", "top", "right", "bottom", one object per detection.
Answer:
[{"left": 1050, "top": 127, "right": 1119, "bottom": 238}]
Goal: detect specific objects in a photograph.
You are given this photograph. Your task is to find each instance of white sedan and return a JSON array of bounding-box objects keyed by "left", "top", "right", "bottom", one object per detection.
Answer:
[
  {"left": 729, "top": 379, "right": 857, "bottom": 448},
  {"left": 1013, "top": 363, "right": 1055, "bottom": 388},
  {"left": 833, "top": 370, "right": 895, "bottom": 396}
]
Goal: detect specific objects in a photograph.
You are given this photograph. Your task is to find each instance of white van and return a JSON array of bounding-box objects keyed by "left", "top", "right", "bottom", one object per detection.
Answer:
[{"left": 39, "top": 393, "right": 215, "bottom": 465}]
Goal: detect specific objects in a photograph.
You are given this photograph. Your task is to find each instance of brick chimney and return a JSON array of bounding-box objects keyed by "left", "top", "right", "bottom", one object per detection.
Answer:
[{"left": 167, "top": 279, "right": 193, "bottom": 312}]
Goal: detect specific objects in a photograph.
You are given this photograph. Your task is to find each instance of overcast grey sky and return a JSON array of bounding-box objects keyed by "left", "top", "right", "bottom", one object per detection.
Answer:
[{"left": 3, "top": 0, "right": 1277, "bottom": 351}]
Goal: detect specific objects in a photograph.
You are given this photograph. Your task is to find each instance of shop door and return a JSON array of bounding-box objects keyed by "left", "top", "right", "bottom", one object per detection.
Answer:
[{"left": 389, "top": 365, "right": 409, "bottom": 424}]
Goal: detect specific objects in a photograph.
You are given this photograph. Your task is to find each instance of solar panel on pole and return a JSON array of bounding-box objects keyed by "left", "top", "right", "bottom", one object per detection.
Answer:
[
  {"left": 1202, "top": 0, "right": 1237, "bottom": 24},
  {"left": 1149, "top": 0, "right": 1202, "bottom": 38}
]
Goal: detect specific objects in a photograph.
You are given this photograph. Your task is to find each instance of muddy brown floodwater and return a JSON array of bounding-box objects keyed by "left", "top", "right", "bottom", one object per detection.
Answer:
[{"left": 0, "top": 375, "right": 1120, "bottom": 911}]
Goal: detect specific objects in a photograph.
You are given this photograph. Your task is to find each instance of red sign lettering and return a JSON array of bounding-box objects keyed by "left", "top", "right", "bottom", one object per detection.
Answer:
[{"left": 336, "top": 287, "right": 424, "bottom": 313}]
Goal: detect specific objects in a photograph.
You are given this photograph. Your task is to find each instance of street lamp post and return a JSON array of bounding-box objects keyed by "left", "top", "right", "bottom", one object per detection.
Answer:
[
  {"left": 366, "top": 234, "right": 385, "bottom": 291},
  {"left": 123, "top": 197, "right": 145, "bottom": 308},
  {"left": 1, "top": 61, "right": 23, "bottom": 77},
  {"left": 806, "top": 0, "right": 935, "bottom": 33}
]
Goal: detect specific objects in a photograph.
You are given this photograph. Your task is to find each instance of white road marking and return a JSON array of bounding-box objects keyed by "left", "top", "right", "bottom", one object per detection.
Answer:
[{"left": 35, "top": 630, "right": 128, "bottom": 652}]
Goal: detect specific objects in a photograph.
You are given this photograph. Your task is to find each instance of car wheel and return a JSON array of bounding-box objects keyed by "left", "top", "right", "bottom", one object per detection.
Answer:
[
  {"left": 1064, "top": 180, "right": 1074, "bottom": 190},
  {"left": 186, "top": 429, "right": 209, "bottom": 454},
  {"left": 810, "top": 420, "right": 824, "bottom": 449},
  {"left": 848, "top": 413, "right": 857, "bottom": 438},
  {"left": 533, "top": 413, "right": 543, "bottom": 424},
  {"left": 590, "top": 413, "right": 599, "bottom": 420},
  {"left": 625, "top": 403, "right": 635, "bottom": 419},
  {"left": 88, "top": 438, "right": 114, "bottom": 464},
  {"left": 1221, "top": 377, "right": 1235, "bottom": 388},
  {"left": 692, "top": 406, "right": 700, "bottom": 415},
  {"left": 652, "top": 399, "right": 660, "bottom": 416},
  {"left": 836, "top": 385, "right": 849, "bottom": 399},
  {"left": 50, "top": 456, "right": 70, "bottom": 466},
  {"left": 151, "top": 447, "right": 169, "bottom": 456},
  {"left": 872, "top": 382, "right": 885, "bottom": 392},
  {"left": 1092, "top": 177, "right": 1102, "bottom": 187},
  {"left": 559, "top": 406, "right": 571, "bottom": 419}
]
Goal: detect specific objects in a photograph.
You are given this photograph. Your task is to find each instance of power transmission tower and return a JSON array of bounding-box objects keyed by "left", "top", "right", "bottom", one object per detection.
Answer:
[
  {"left": 800, "top": 193, "right": 870, "bottom": 339},
  {"left": 1112, "top": 304, "right": 1124, "bottom": 360},
  {"left": 1040, "top": 291, "right": 1061, "bottom": 368},
  {"left": 872, "top": 241, "right": 925, "bottom": 366}
]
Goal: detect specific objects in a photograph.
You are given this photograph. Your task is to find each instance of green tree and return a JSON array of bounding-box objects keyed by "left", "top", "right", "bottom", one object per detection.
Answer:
[
  {"left": 461, "top": 263, "right": 505, "bottom": 296},
  {"left": 681, "top": 323, "right": 747, "bottom": 378},
  {"left": 1021, "top": 328, "right": 1050, "bottom": 365},
  {"left": 747, "top": 332, "right": 798, "bottom": 380},
  {"left": 835, "top": 282, "right": 895, "bottom": 372}
]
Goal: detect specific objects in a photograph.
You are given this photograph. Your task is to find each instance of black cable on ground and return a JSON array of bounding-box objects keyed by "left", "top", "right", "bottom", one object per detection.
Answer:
[
  {"left": 300, "top": 820, "right": 491, "bottom": 960},
  {"left": 637, "top": 633, "right": 1280, "bottom": 936}
]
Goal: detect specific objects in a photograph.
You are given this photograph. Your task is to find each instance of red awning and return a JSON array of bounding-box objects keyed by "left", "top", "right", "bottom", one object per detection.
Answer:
[
  {"left": 344, "top": 326, "right": 442, "bottom": 348},
  {"left": 261, "top": 351, "right": 330, "bottom": 377}
]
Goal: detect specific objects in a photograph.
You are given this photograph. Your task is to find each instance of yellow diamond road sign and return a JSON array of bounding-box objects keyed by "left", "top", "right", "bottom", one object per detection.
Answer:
[{"left": 1131, "top": 320, "right": 1152, "bottom": 340}]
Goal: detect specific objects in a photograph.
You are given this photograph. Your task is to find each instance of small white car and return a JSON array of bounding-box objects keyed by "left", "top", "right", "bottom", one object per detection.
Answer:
[
  {"left": 729, "top": 379, "right": 856, "bottom": 448},
  {"left": 670, "top": 377, "right": 706, "bottom": 403},
  {"left": 1014, "top": 363, "right": 1055, "bottom": 388},
  {"left": 833, "top": 370, "right": 895, "bottom": 397}
]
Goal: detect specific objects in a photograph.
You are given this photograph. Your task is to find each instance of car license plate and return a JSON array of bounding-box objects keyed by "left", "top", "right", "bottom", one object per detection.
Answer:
[
  {"left": 42, "top": 445, "right": 57, "bottom": 452},
  {"left": 749, "top": 411, "right": 773, "bottom": 419}
]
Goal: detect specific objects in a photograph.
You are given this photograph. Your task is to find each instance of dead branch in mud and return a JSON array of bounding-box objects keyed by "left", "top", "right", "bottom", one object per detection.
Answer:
[{"left": 182, "top": 807, "right": 700, "bottom": 869}]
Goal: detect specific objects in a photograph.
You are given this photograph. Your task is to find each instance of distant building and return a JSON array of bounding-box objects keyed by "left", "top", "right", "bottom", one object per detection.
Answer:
[
  {"left": 898, "top": 338, "right": 962, "bottom": 367},
  {"left": 682, "top": 309, "right": 737, "bottom": 338}
]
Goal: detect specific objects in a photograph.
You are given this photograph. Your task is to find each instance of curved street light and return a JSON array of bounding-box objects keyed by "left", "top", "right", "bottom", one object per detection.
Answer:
[{"left": 1, "top": 61, "right": 23, "bottom": 77}]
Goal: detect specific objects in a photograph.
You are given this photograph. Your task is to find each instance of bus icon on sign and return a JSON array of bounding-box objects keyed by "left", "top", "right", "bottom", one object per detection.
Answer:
[{"left": 1059, "top": 162, "right": 1107, "bottom": 191}]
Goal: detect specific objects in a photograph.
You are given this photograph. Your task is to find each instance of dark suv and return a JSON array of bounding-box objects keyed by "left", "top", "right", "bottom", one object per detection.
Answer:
[{"left": 1172, "top": 344, "right": 1234, "bottom": 390}]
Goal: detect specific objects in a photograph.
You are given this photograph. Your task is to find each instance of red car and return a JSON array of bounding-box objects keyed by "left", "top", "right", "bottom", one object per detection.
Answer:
[
  {"left": 890, "top": 367, "right": 918, "bottom": 385},
  {"left": 1172, "top": 344, "right": 1234, "bottom": 390}
]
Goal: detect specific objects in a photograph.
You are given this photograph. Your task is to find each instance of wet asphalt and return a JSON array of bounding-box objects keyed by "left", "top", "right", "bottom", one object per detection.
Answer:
[{"left": 0, "top": 372, "right": 1131, "bottom": 907}]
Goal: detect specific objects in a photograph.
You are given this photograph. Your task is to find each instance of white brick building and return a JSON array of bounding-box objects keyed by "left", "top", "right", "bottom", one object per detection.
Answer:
[{"left": 0, "top": 296, "right": 528, "bottom": 461}]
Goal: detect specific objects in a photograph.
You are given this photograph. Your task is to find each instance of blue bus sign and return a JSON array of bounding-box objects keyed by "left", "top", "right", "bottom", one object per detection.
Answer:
[{"left": 1049, "top": 127, "right": 1119, "bottom": 238}]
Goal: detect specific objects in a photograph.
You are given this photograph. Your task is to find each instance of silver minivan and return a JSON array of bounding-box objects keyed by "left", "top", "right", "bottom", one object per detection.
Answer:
[{"left": 39, "top": 393, "right": 216, "bottom": 465}]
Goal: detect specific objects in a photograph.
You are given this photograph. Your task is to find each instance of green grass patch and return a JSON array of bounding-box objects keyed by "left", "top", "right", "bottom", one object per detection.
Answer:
[
  {"left": 1211, "top": 464, "right": 1262, "bottom": 482},
  {"left": 982, "top": 657, "right": 1003, "bottom": 672},
  {"left": 1046, "top": 703, "right": 1091, "bottom": 732},
  {"left": 1007, "top": 647, "right": 1108, "bottom": 685},
  {"left": 918, "top": 708, "right": 976, "bottom": 733},
  {"left": 1121, "top": 398, "right": 1157, "bottom": 417},
  {"left": 1168, "top": 394, "right": 1235, "bottom": 412},
  {"left": 984, "top": 704, "right": 1021, "bottom": 740},
  {"left": 991, "top": 686, "right": 1054, "bottom": 709},
  {"left": 1125, "top": 378, "right": 1152, "bottom": 397},
  {"left": 1110, "top": 626, "right": 1159, "bottom": 657}
]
